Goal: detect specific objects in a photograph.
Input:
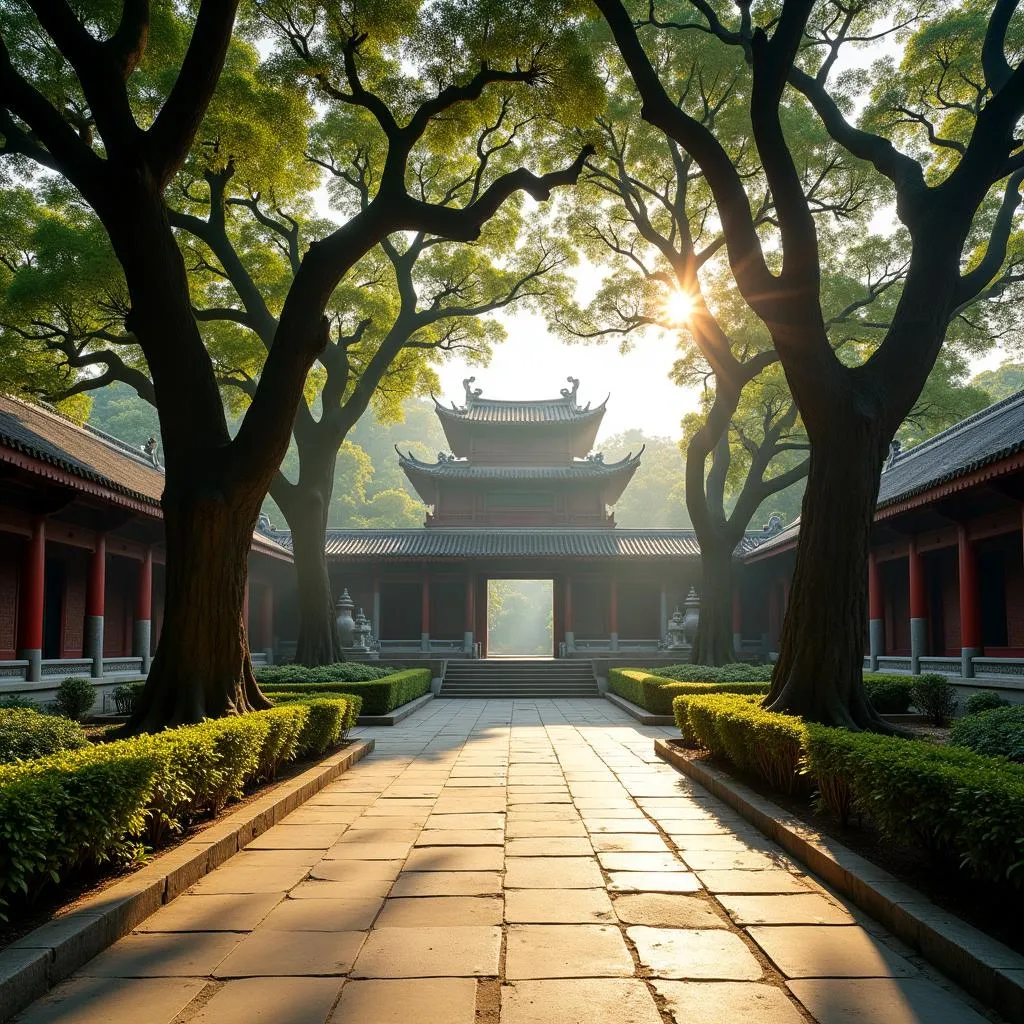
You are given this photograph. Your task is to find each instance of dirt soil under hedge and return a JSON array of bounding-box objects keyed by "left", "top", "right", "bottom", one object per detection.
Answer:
[
  {"left": 0, "top": 740, "right": 358, "bottom": 950},
  {"left": 669, "top": 743, "right": 1024, "bottom": 956}
]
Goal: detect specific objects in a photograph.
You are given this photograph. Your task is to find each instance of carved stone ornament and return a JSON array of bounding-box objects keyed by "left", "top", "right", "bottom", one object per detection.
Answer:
[
  {"left": 335, "top": 588, "right": 356, "bottom": 647},
  {"left": 463, "top": 376, "right": 483, "bottom": 404},
  {"left": 560, "top": 376, "right": 580, "bottom": 402}
]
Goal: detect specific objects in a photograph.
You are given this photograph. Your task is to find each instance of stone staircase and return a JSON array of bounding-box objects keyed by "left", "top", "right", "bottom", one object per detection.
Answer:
[{"left": 440, "top": 659, "right": 599, "bottom": 698}]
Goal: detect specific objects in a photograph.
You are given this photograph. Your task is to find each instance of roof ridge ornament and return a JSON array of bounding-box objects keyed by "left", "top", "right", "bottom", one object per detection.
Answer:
[
  {"left": 560, "top": 376, "right": 580, "bottom": 407},
  {"left": 884, "top": 439, "right": 902, "bottom": 471},
  {"left": 462, "top": 376, "right": 482, "bottom": 406}
]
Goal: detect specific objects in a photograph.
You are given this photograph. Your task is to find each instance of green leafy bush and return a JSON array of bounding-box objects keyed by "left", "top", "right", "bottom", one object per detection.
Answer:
[
  {"left": 0, "top": 743, "right": 160, "bottom": 915},
  {"left": 262, "top": 668, "right": 431, "bottom": 715},
  {"left": 673, "top": 692, "right": 807, "bottom": 792},
  {"left": 656, "top": 662, "right": 773, "bottom": 683},
  {"left": 112, "top": 681, "right": 146, "bottom": 716},
  {"left": 270, "top": 692, "right": 362, "bottom": 734},
  {"left": 257, "top": 705, "right": 309, "bottom": 780},
  {"left": 804, "top": 724, "right": 1024, "bottom": 885},
  {"left": 0, "top": 698, "right": 362, "bottom": 916},
  {"left": 609, "top": 669, "right": 768, "bottom": 715},
  {"left": 910, "top": 673, "right": 958, "bottom": 725},
  {"left": 0, "top": 708, "right": 88, "bottom": 763},
  {"left": 950, "top": 706, "right": 1024, "bottom": 762},
  {"left": 53, "top": 677, "right": 96, "bottom": 721},
  {"left": 862, "top": 675, "right": 913, "bottom": 714},
  {"left": 964, "top": 691, "right": 1010, "bottom": 716},
  {"left": 255, "top": 662, "right": 393, "bottom": 685},
  {"left": 0, "top": 695, "right": 37, "bottom": 709},
  {"left": 671, "top": 692, "right": 1024, "bottom": 886}
]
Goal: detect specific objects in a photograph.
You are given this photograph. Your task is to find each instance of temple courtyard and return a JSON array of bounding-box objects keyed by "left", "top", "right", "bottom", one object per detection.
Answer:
[{"left": 14, "top": 699, "right": 994, "bottom": 1024}]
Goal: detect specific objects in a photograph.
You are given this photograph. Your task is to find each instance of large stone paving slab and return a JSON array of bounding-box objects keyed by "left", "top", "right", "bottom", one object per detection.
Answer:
[{"left": 11, "top": 698, "right": 996, "bottom": 1024}]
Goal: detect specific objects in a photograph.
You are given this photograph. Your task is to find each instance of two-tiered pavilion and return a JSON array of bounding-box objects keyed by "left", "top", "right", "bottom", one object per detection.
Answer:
[{"left": 313, "top": 378, "right": 721, "bottom": 658}]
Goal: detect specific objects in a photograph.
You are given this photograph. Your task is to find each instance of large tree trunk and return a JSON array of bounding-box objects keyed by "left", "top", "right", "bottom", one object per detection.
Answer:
[
  {"left": 129, "top": 480, "right": 270, "bottom": 731},
  {"left": 278, "top": 480, "right": 340, "bottom": 667},
  {"left": 765, "top": 417, "right": 891, "bottom": 729},
  {"left": 692, "top": 533, "right": 737, "bottom": 666}
]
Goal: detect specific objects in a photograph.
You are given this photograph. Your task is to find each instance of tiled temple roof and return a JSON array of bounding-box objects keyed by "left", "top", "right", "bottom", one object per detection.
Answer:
[
  {"left": 0, "top": 394, "right": 163, "bottom": 507},
  {"left": 268, "top": 528, "right": 763, "bottom": 560},
  {"left": 876, "top": 389, "right": 1024, "bottom": 508},
  {"left": 433, "top": 376, "right": 608, "bottom": 425},
  {"left": 742, "top": 389, "right": 1024, "bottom": 561},
  {"left": 0, "top": 394, "right": 291, "bottom": 558},
  {"left": 396, "top": 450, "right": 643, "bottom": 480}
]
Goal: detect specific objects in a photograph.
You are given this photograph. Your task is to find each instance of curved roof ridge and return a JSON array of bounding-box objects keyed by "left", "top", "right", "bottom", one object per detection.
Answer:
[{"left": 888, "top": 389, "right": 1024, "bottom": 467}]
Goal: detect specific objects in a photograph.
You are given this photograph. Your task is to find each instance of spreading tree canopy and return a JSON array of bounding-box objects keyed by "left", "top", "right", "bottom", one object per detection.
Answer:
[{"left": 594, "top": 0, "right": 1024, "bottom": 722}]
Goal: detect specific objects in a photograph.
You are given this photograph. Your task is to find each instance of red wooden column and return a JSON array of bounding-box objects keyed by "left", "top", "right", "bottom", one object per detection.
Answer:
[
  {"left": 372, "top": 570, "right": 381, "bottom": 643},
  {"left": 134, "top": 547, "right": 153, "bottom": 673},
  {"left": 564, "top": 575, "right": 575, "bottom": 653},
  {"left": 464, "top": 571, "right": 476, "bottom": 654},
  {"left": 908, "top": 538, "right": 928, "bottom": 673},
  {"left": 867, "top": 551, "right": 884, "bottom": 670},
  {"left": 259, "top": 584, "right": 274, "bottom": 658},
  {"left": 609, "top": 575, "right": 619, "bottom": 652},
  {"left": 86, "top": 534, "right": 106, "bottom": 678},
  {"left": 18, "top": 515, "right": 46, "bottom": 682},
  {"left": 420, "top": 566, "right": 430, "bottom": 652},
  {"left": 958, "top": 525, "right": 982, "bottom": 677}
]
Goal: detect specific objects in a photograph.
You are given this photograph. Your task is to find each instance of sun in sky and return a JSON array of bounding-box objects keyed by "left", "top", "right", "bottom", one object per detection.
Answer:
[{"left": 662, "top": 288, "right": 699, "bottom": 326}]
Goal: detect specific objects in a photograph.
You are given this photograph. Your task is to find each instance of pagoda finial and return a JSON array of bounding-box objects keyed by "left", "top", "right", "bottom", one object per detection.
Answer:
[
  {"left": 463, "top": 376, "right": 482, "bottom": 404},
  {"left": 560, "top": 376, "right": 580, "bottom": 404}
]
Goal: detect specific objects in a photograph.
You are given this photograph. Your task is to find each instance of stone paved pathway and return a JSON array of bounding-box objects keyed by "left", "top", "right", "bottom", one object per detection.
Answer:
[{"left": 15, "top": 699, "right": 999, "bottom": 1023}]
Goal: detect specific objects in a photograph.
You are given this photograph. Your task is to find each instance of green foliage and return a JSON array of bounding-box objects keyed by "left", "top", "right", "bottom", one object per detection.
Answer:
[
  {"left": 862, "top": 675, "right": 914, "bottom": 714},
  {"left": 0, "top": 695, "right": 38, "bottom": 709},
  {"left": 972, "top": 362, "right": 1024, "bottom": 402},
  {"left": 111, "top": 681, "right": 147, "bottom": 716},
  {"left": 674, "top": 693, "right": 807, "bottom": 793},
  {"left": 262, "top": 668, "right": 431, "bottom": 716},
  {"left": 609, "top": 669, "right": 768, "bottom": 715},
  {"left": 255, "top": 663, "right": 393, "bottom": 685},
  {"left": 910, "top": 674, "right": 959, "bottom": 726},
  {"left": 269, "top": 692, "right": 362, "bottom": 736},
  {"left": 0, "top": 708, "right": 88, "bottom": 763},
  {"left": 950, "top": 707, "right": 1024, "bottom": 763},
  {"left": 52, "top": 678, "right": 97, "bottom": 721},
  {"left": 804, "top": 724, "right": 1024, "bottom": 886},
  {"left": 964, "top": 691, "right": 1011, "bottom": 717},
  {"left": 257, "top": 704, "right": 311, "bottom": 778},
  {"left": 657, "top": 663, "right": 774, "bottom": 683},
  {"left": 0, "top": 744, "right": 160, "bottom": 916},
  {"left": 599, "top": 430, "right": 690, "bottom": 528},
  {"left": 0, "top": 696, "right": 359, "bottom": 914}
]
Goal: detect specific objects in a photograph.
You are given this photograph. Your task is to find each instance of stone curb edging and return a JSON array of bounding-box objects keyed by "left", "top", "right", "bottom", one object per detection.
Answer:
[
  {"left": 356, "top": 692, "right": 433, "bottom": 726},
  {"left": 603, "top": 690, "right": 675, "bottom": 725},
  {"left": 655, "top": 738, "right": 1024, "bottom": 1024},
  {"left": 0, "top": 737, "right": 375, "bottom": 1023}
]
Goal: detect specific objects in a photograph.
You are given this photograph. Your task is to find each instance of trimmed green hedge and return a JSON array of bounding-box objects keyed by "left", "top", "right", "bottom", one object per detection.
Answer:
[
  {"left": 262, "top": 668, "right": 431, "bottom": 716},
  {"left": 861, "top": 674, "right": 913, "bottom": 714},
  {"left": 672, "top": 692, "right": 1024, "bottom": 886},
  {"left": 0, "top": 698, "right": 351, "bottom": 917},
  {"left": 950, "top": 706, "right": 1024, "bottom": 763},
  {"left": 656, "top": 663, "right": 773, "bottom": 683},
  {"left": 609, "top": 669, "right": 769, "bottom": 716},
  {"left": 255, "top": 662, "right": 394, "bottom": 685},
  {"left": 269, "top": 692, "right": 362, "bottom": 735},
  {"left": 0, "top": 708, "right": 88, "bottom": 763}
]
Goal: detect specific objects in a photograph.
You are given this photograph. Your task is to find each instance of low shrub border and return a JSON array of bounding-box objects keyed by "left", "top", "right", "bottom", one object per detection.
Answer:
[
  {"left": 612, "top": 667, "right": 948, "bottom": 719},
  {"left": 608, "top": 669, "right": 769, "bottom": 716},
  {"left": 0, "top": 735, "right": 374, "bottom": 1023},
  {"left": 261, "top": 668, "right": 431, "bottom": 716},
  {"left": 0, "top": 698, "right": 353, "bottom": 919},
  {"left": 671, "top": 692, "right": 1024, "bottom": 889}
]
